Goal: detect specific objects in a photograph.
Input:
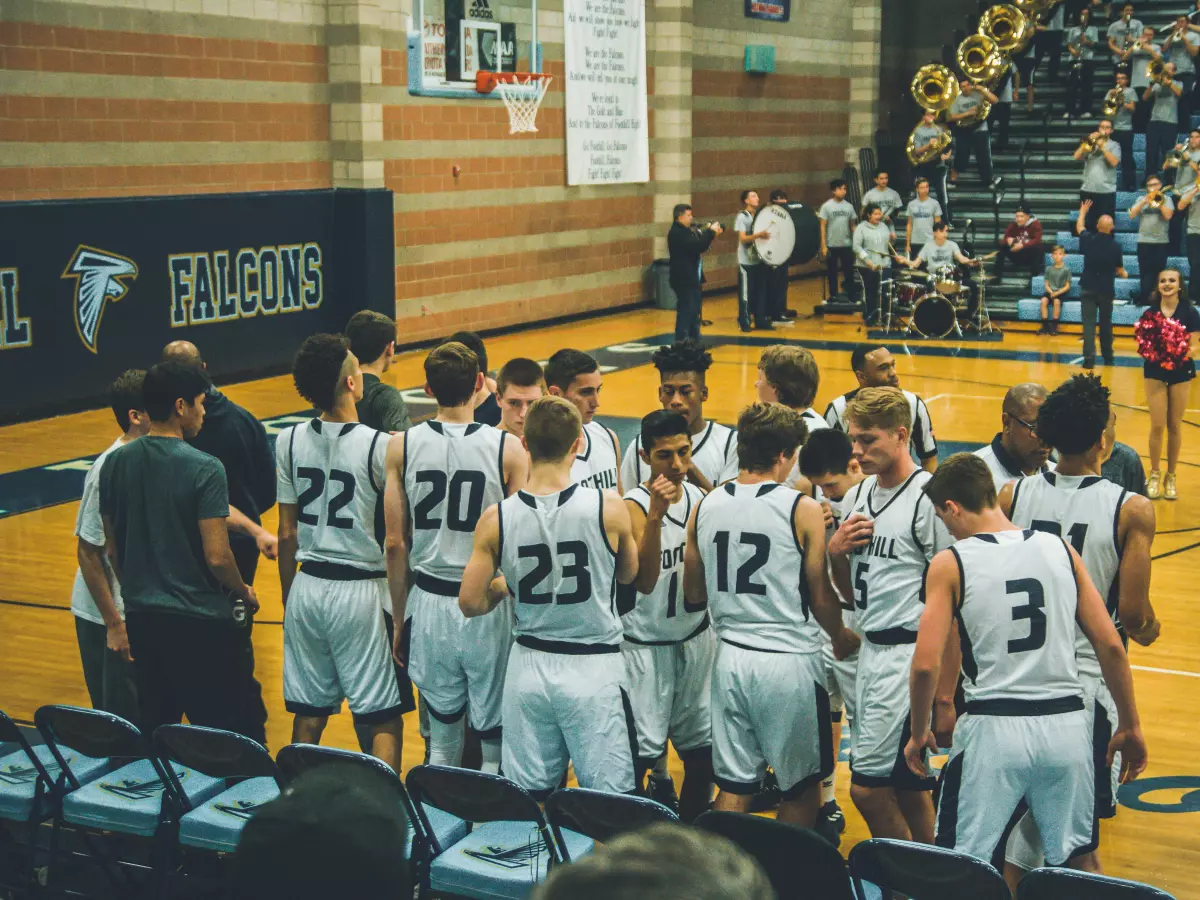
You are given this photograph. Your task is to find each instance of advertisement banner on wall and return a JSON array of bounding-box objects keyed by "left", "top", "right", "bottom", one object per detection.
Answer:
[
  {"left": 745, "top": 0, "right": 790, "bottom": 22},
  {"left": 0, "top": 188, "right": 394, "bottom": 423}
]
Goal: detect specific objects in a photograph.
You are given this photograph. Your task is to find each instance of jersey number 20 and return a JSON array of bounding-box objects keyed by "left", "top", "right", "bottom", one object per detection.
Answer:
[{"left": 412, "top": 470, "right": 485, "bottom": 533}]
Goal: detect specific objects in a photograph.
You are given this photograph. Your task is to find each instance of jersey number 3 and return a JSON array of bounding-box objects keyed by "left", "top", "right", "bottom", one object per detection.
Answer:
[{"left": 1007, "top": 578, "right": 1047, "bottom": 654}]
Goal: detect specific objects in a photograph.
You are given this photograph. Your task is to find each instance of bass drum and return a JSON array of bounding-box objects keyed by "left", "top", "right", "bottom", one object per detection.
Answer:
[
  {"left": 753, "top": 202, "right": 821, "bottom": 267},
  {"left": 909, "top": 293, "right": 959, "bottom": 338}
]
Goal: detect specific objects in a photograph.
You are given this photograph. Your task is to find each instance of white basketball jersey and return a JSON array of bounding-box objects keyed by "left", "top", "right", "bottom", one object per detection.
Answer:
[
  {"left": 620, "top": 481, "right": 707, "bottom": 643},
  {"left": 404, "top": 420, "right": 509, "bottom": 582},
  {"left": 619, "top": 420, "right": 738, "bottom": 491},
  {"left": 1009, "top": 472, "right": 1130, "bottom": 676},
  {"left": 785, "top": 408, "right": 830, "bottom": 489},
  {"left": 499, "top": 484, "right": 622, "bottom": 646},
  {"left": 276, "top": 419, "right": 390, "bottom": 569},
  {"left": 953, "top": 530, "right": 1083, "bottom": 704},
  {"left": 570, "top": 420, "right": 620, "bottom": 492},
  {"left": 824, "top": 389, "right": 938, "bottom": 462},
  {"left": 695, "top": 481, "right": 823, "bottom": 653},
  {"left": 841, "top": 470, "right": 951, "bottom": 636}
]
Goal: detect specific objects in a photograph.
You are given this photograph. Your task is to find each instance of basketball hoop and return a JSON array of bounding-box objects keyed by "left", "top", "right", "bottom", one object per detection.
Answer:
[{"left": 476, "top": 71, "right": 551, "bottom": 134}]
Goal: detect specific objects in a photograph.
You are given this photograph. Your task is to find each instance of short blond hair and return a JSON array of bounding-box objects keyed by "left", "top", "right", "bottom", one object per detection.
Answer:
[
  {"left": 845, "top": 386, "right": 910, "bottom": 433},
  {"left": 524, "top": 396, "right": 582, "bottom": 463},
  {"left": 736, "top": 402, "right": 808, "bottom": 473},
  {"left": 758, "top": 345, "right": 820, "bottom": 408}
]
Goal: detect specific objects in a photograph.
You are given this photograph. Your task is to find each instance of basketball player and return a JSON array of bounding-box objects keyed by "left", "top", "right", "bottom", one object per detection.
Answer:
[
  {"left": 826, "top": 386, "right": 952, "bottom": 842},
  {"left": 999, "top": 374, "right": 1159, "bottom": 883},
  {"left": 619, "top": 342, "right": 737, "bottom": 492},
  {"left": 494, "top": 357, "right": 545, "bottom": 438},
  {"left": 684, "top": 402, "right": 859, "bottom": 827},
  {"left": 545, "top": 348, "right": 621, "bottom": 493},
  {"left": 621, "top": 410, "right": 714, "bottom": 821},
  {"left": 382, "top": 342, "right": 528, "bottom": 772},
  {"left": 276, "top": 334, "right": 404, "bottom": 771},
  {"left": 908, "top": 453, "right": 1147, "bottom": 872},
  {"left": 973, "top": 382, "right": 1054, "bottom": 489},
  {"left": 459, "top": 396, "right": 638, "bottom": 796},
  {"left": 755, "top": 344, "right": 828, "bottom": 491},
  {"left": 824, "top": 345, "right": 938, "bottom": 473}
]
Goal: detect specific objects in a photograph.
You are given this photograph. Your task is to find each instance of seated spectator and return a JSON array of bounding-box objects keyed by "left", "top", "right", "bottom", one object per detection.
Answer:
[{"left": 994, "top": 204, "right": 1045, "bottom": 278}]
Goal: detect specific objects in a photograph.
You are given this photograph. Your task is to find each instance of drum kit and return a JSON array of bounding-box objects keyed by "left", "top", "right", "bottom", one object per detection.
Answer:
[{"left": 880, "top": 259, "right": 999, "bottom": 339}]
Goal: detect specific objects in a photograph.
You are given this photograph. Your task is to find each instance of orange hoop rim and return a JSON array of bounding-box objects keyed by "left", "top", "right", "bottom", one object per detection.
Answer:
[{"left": 475, "top": 70, "right": 548, "bottom": 93}]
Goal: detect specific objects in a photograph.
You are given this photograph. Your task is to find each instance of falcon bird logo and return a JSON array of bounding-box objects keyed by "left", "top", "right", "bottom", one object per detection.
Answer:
[{"left": 62, "top": 246, "right": 139, "bottom": 353}]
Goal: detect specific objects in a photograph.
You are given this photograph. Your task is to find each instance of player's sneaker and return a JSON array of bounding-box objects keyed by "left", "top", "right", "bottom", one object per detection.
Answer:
[
  {"left": 647, "top": 772, "right": 680, "bottom": 814},
  {"left": 819, "top": 799, "right": 846, "bottom": 833}
]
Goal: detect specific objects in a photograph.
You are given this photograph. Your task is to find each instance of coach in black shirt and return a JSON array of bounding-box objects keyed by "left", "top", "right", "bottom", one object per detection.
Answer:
[
  {"left": 1076, "top": 200, "right": 1128, "bottom": 369},
  {"left": 345, "top": 311, "right": 413, "bottom": 433},
  {"left": 667, "top": 203, "right": 723, "bottom": 343}
]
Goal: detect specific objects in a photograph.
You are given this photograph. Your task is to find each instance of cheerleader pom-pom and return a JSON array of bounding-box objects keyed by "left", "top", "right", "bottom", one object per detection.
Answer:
[{"left": 1135, "top": 311, "right": 1168, "bottom": 364}]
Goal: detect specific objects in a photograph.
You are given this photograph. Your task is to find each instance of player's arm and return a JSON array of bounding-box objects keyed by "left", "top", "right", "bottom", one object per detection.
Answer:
[
  {"left": 226, "top": 504, "right": 277, "bottom": 560},
  {"left": 997, "top": 479, "right": 1016, "bottom": 518},
  {"left": 906, "top": 550, "right": 958, "bottom": 774},
  {"left": 682, "top": 503, "right": 707, "bottom": 612},
  {"left": 77, "top": 536, "right": 130, "bottom": 660},
  {"left": 603, "top": 493, "right": 638, "bottom": 585},
  {"left": 828, "top": 555, "right": 855, "bottom": 612},
  {"left": 277, "top": 503, "right": 299, "bottom": 607},
  {"left": 1072, "top": 543, "right": 1148, "bottom": 782},
  {"left": 915, "top": 398, "right": 938, "bottom": 473},
  {"left": 609, "top": 428, "right": 624, "bottom": 495},
  {"left": 459, "top": 504, "right": 505, "bottom": 617},
  {"left": 1116, "top": 495, "right": 1160, "bottom": 645},
  {"left": 100, "top": 513, "right": 122, "bottom": 583},
  {"left": 198, "top": 517, "right": 256, "bottom": 607},
  {"left": 501, "top": 431, "right": 529, "bottom": 496},
  {"left": 382, "top": 436, "right": 412, "bottom": 629},
  {"left": 797, "top": 498, "right": 859, "bottom": 660},
  {"left": 629, "top": 480, "right": 671, "bottom": 595}
]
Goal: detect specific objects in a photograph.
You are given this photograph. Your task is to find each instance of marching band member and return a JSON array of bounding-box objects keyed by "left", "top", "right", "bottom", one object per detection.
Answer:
[
  {"left": 1124, "top": 25, "right": 1161, "bottom": 133},
  {"left": 1107, "top": 3, "right": 1144, "bottom": 68},
  {"left": 1065, "top": 7, "right": 1100, "bottom": 118},
  {"left": 1162, "top": 16, "right": 1199, "bottom": 129},
  {"left": 1108, "top": 71, "right": 1140, "bottom": 190},
  {"left": 948, "top": 79, "right": 1000, "bottom": 189},
  {"left": 896, "top": 221, "right": 982, "bottom": 316},
  {"left": 909, "top": 110, "right": 953, "bottom": 224},
  {"left": 852, "top": 204, "right": 893, "bottom": 328},
  {"left": 905, "top": 177, "right": 942, "bottom": 263},
  {"left": 1074, "top": 119, "right": 1121, "bottom": 233},
  {"left": 1129, "top": 173, "right": 1174, "bottom": 304},
  {"left": 1173, "top": 180, "right": 1200, "bottom": 297},
  {"left": 1144, "top": 61, "right": 1183, "bottom": 177}
]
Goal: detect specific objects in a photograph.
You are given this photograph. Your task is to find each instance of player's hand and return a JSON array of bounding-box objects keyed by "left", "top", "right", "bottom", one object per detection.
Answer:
[
  {"left": 832, "top": 628, "right": 860, "bottom": 661},
  {"left": 106, "top": 620, "right": 133, "bottom": 662},
  {"left": 1128, "top": 616, "right": 1161, "bottom": 646},
  {"left": 486, "top": 575, "right": 509, "bottom": 610},
  {"left": 932, "top": 698, "right": 957, "bottom": 748},
  {"left": 828, "top": 513, "right": 874, "bottom": 556},
  {"left": 647, "top": 474, "right": 674, "bottom": 521},
  {"left": 904, "top": 730, "right": 937, "bottom": 778},
  {"left": 392, "top": 624, "right": 408, "bottom": 668},
  {"left": 1109, "top": 725, "right": 1148, "bottom": 782},
  {"left": 820, "top": 499, "right": 835, "bottom": 529},
  {"left": 256, "top": 530, "right": 279, "bottom": 561},
  {"left": 242, "top": 585, "right": 260, "bottom": 613}
]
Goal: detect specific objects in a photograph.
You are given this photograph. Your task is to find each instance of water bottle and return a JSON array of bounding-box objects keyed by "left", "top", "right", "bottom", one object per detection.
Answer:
[{"left": 232, "top": 597, "right": 249, "bottom": 629}]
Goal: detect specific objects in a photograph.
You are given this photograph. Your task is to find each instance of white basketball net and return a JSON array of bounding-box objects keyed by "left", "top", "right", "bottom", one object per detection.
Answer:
[{"left": 496, "top": 75, "right": 551, "bottom": 134}]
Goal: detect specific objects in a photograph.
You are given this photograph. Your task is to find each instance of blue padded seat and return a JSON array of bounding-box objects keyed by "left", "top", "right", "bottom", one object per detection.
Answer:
[
  {"left": 1030, "top": 276, "right": 1140, "bottom": 300},
  {"left": 62, "top": 759, "right": 223, "bottom": 837},
  {"left": 428, "top": 821, "right": 593, "bottom": 900},
  {"left": 0, "top": 744, "right": 108, "bottom": 821},
  {"left": 178, "top": 776, "right": 281, "bottom": 852},
  {"left": 1016, "top": 299, "right": 1143, "bottom": 325}
]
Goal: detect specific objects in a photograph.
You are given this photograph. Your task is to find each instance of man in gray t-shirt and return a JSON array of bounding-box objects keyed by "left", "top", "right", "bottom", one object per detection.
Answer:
[
  {"left": 1164, "top": 15, "right": 1200, "bottom": 127},
  {"left": 819, "top": 178, "right": 858, "bottom": 302},
  {"left": 1107, "top": 7, "right": 1144, "bottom": 63},
  {"left": 1144, "top": 66, "right": 1184, "bottom": 176},
  {"left": 948, "top": 81, "right": 998, "bottom": 188},
  {"left": 1075, "top": 119, "right": 1121, "bottom": 231},
  {"left": 734, "top": 189, "right": 771, "bottom": 331},
  {"left": 861, "top": 170, "right": 903, "bottom": 238},
  {"left": 905, "top": 178, "right": 942, "bottom": 260},
  {"left": 909, "top": 110, "right": 953, "bottom": 225},
  {"left": 1065, "top": 18, "right": 1100, "bottom": 118},
  {"left": 1130, "top": 173, "right": 1174, "bottom": 303},
  {"left": 1178, "top": 181, "right": 1200, "bottom": 298},
  {"left": 1106, "top": 71, "right": 1140, "bottom": 191}
]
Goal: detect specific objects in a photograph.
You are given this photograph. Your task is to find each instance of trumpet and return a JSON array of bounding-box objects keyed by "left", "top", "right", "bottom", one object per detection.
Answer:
[
  {"left": 911, "top": 64, "right": 960, "bottom": 111},
  {"left": 1163, "top": 147, "right": 1189, "bottom": 169},
  {"left": 1078, "top": 132, "right": 1104, "bottom": 154},
  {"left": 906, "top": 119, "right": 952, "bottom": 166},
  {"left": 1147, "top": 59, "right": 1174, "bottom": 86},
  {"left": 979, "top": 4, "right": 1033, "bottom": 55},
  {"left": 1101, "top": 87, "right": 1124, "bottom": 117},
  {"left": 958, "top": 33, "right": 1006, "bottom": 85},
  {"left": 1147, "top": 187, "right": 1174, "bottom": 211}
]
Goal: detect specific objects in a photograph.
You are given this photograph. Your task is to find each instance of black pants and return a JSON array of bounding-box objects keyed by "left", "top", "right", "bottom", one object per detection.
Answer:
[
  {"left": 1137, "top": 242, "right": 1169, "bottom": 304},
  {"left": 670, "top": 280, "right": 702, "bottom": 342},
  {"left": 1179, "top": 73, "right": 1196, "bottom": 135},
  {"left": 992, "top": 102, "right": 1012, "bottom": 151},
  {"left": 826, "top": 247, "right": 855, "bottom": 299},
  {"left": 765, "top": 262, "right": 790, "bottom": 320},
  {"left": 857, "top": 266, "right": 891, "bottom": 325},
  {"left": 1113, "top": 129, "right": 1136, "bottom": 192},
  {"left": 995, "top": 243, "right": 1043, "bottom": 277},
  {"left": 1080, "top": 191, "right": 1116, "bottom": 233},
  {"left": 1147, "top": 120, "right": 1178, "bottom": 179},
  {"left": 1133, "top": 97, "right": 1153, "bottom": 135},
  {"left": 953, "top": 127, "right": 994, "bottom": 184},
  {"left": 1080, "top": 289, "right": 1115, "bottom": 367},
  {"left": 737, "top": 264, "right": 768, "bottom": 329},
  {"left": 1188, "top": 231, "right": 1200, "bottom": 299},
  {"left": 914, "top": 162, "right": 951, "bottom": 223},
  {"left": 1066, "top": 61, "right": 1096, "bottom": 116},
  {"left": 126, "top": 610, "right": 268, "bottom": 745},
  {"left": 75, "top": 617, "right": 140, "bottom": 726},
  {"left": 1035, "top": 30, "right": 1064, "bottom": 81}
]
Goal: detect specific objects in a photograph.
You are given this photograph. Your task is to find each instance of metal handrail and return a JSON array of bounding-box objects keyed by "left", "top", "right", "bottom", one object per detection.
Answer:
[
  {"left": 1042, "top": 109, "right": 1052, "bottom": 164},
  {"left": 1018, "top": 139, "right": 1030, "bottom": 202}
]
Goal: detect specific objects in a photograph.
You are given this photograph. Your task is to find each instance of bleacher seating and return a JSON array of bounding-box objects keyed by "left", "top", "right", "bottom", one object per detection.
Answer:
[
  {"left": 1040, "top": 252, "right": 1190, "bottom": 278},
  {"left": 1016, "top": 299, "right": 1144, "bottom": 325}
]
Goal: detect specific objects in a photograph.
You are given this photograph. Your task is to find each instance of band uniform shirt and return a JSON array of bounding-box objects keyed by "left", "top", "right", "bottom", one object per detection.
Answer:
[
  {"left": 1137, "top": 193, "right": 1173, "bottom": 244},
  {"left": 1045, "top": 262, "right": 1071, "bottom": 293},
  {"left": 570, "top": 420, "right": 620, "bottom": 492},
  {"left": 1079, "top": 229, "right": 1124, "bottom": 294},
  {"left": 1188, "top": 191, "right": 1200, "bottom": 234},
  {"left": 1149, "top": 81, "right": 1182, "bottom": 124},
  {"left": 824, "top": 388, "right": 938, "bottom": 463},
  {"left": 72, "top": 438, "right": 126, "bottom": 625},
  {"left": 735, "top": 209, "right": 762, "bottom": 267},
  {"left": 852, "top": 221, "right": 891, "bottom": 270},
  {"left": 1128, "top": 42, "right": 1159, "bottom": 89},
  {"left": 818, "top": 199, "right": 857, "bottom": 248},
  {"left": 1112, "top": 86, "right": 1138, "bottom": 131},
  {"left": 276, "top": 420, "right": 390, "bottom": 571},
  {"left": 620, "top": 420, "right": 738, "bottom": 492},
  {"left": 1166, "top": 31, "right": 1199, "bottom": 74},
  {"left": 1066, "top": 25, "right": 1098, "bottom": 62},
  {"left": 1175, "top": 149, "right": 1200, "bottom": 192},
  {"left": 1081, "top": 140, "right": 1121, "bottom": 194},
  {"left": 861, "top": 187, "right": 904, "bottom": 228},
  {"left": 911, "top": 123, "right": 947, "bottom": 163},
  {"left": 357, "top": 373, "right": 413, "bottom": 434},
  {"left": 917, "top": 239, "right": 961, "bottom": 271},
  {"left": 949, "top": 92, "right": 989, "bottom": 132},
  {"left": 1107, "top": 18, "right": 1144, "bottom": 63},
  {"left": 99, "top": 436, "right": 232, "bottom": 621},
  {"left": 973, "top": 433, "right": 1055, "bottom": 491},
  {"left": 1102, "top": 441, "right": 1147, "bottom": 496},
  {"left": 906, "top": 198, "right": 942, "bottom": 245},
  {"left": 667, "top": 221, "right": 716, "bottom": 288}
]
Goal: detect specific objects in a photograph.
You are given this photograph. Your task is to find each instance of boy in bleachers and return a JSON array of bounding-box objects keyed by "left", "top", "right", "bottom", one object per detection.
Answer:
[{"left": 1039, "top": 245, "right": 1071, "bottom": 335}]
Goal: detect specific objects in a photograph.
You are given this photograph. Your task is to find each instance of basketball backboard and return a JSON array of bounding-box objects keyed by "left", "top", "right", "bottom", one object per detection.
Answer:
[{"left": 407, "top": 0, "right": 542, "bottom": 98}]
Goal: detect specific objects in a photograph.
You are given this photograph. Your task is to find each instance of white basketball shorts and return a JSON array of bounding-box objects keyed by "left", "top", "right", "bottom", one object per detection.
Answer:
[
  {"left": 500, "top": 641, "right": 636, "bottom": 798},
  {"left": 622, "top": 624, "right": 715, "bottom": 763},
  {"left": 283, "top": 571, "right": 403, "bottom": 723},
  {"left": 852, "top": 640, "right": 934, "bottom": 790},
  {"left": 711, "top": 640, "right": 833, "bottom": 797},
  {"left": 406, "top": 581, "right": 512, "bottom": 733},
  {"left": 939, "top": 704, "right": 1095, "bottom": 868}
]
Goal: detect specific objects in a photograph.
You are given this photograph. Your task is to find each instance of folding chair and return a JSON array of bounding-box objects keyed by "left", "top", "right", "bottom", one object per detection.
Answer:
[
  {"left": 407, "top": 764, "right": 585, "bottom": 899},
  {"left": 276, "top": 743, "right": 467, "bottom": 875},
  {"left": 544, "top": 788, "right": 676, "bottom": 862},
  {"left": 153, "top": 725, "right": 284, "bottom": 854},
  {"left": 695, "top": 810, "right": 855, "bottom": 900},
  {"left": 848, "top": 838, "right": 1010, "bottom": 900},
  {"left": 1017, "top": 867, "right": 1177, "bottom": 899}
]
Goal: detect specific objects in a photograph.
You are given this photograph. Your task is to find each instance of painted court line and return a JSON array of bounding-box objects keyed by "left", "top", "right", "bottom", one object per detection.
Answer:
[{"left": 1131, "top": 664, "right": 1200, "bottom": 679}]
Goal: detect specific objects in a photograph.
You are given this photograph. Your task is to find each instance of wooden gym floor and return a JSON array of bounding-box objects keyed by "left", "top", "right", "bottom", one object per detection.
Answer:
[{"left": 1, "top": 280, "right": 1197, "bottom": 895}]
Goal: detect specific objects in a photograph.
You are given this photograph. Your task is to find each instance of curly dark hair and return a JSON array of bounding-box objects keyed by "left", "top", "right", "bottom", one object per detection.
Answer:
[
  {"left": 1036, "top": 374, "right": 1110, "bottom": 456},
  {"left": 293, "top": 333, "right": 350, "bottom": 412},
  {"left": 651, "top": 341, "right": 713, "bottom": 378}
]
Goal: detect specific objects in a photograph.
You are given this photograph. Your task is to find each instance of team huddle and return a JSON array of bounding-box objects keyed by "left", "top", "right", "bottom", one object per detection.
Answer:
[{"left": 275, "top": 332, "right": 1154, "bottom": 877}]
